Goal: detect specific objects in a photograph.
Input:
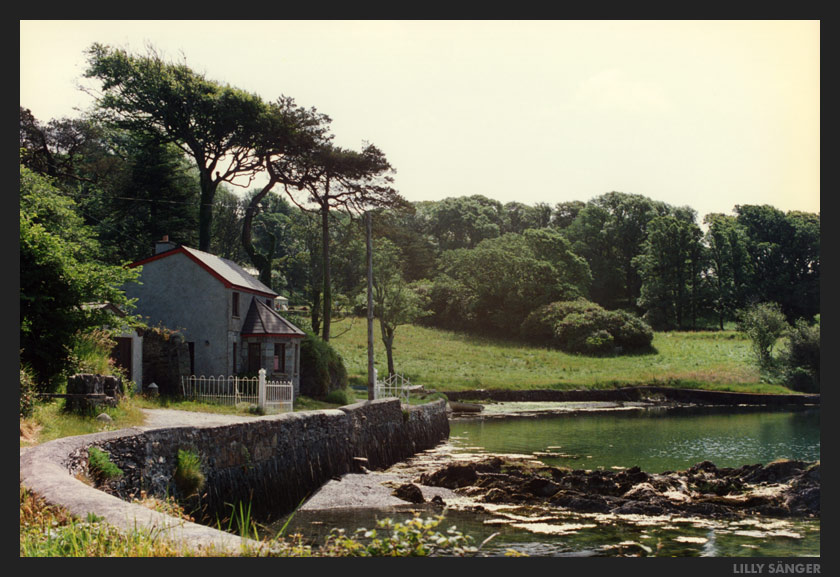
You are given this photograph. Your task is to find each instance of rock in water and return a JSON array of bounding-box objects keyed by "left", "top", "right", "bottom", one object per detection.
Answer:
[{"left": 392, "top": 483, "right": 425, "bottom": 503}]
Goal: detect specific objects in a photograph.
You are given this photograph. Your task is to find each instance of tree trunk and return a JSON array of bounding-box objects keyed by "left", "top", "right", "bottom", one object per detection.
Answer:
[
  {"left": 241, "top": 182, "right": 276, "bottom": 285},
  {"left": 381, "top": 325, "right": 396, "bottom": 377},
  {"left": 310, "top": 288, "right": 321, "bottom": 336},
  {"left": 198, "top": 170, "right": 217, "bottom": 252}
]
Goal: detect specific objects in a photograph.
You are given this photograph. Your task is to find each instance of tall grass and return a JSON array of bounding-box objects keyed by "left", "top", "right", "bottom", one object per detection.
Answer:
[
  {"left": 19, "top": 485, "right": 200, "bottom": 557},
  {"left": 328, "top": 317, "right": 795, "bottom": 394}
]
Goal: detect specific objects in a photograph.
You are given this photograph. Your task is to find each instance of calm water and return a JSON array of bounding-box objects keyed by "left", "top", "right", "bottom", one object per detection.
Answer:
[
  {"left": 449, "top": 404, "right": 821, "bottom": 472},
  {"left": 275, "top": 405, "right": 821, "bottom": 557}
]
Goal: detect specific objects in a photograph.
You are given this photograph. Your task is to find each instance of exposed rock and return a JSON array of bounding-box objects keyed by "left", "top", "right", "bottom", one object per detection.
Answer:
[
  {"left": 392, "top": 483, "right": 425, "bottom": 504},
  {"left": 418, "top": 456, "right": 821, "bottom": 519},
  {"left": 419, "top": 457, "right": 503, "bottom": 489},
  {"left": 430, "top": 495, "right": 446, "bottom": 507},
  {"left": 96, "top": 413, "right": 114, "bottom": 423}
]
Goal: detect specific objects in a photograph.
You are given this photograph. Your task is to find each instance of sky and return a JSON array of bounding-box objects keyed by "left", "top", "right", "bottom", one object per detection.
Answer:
[{"left": 20, "top": 20, "right": 820, "bottom": 221}]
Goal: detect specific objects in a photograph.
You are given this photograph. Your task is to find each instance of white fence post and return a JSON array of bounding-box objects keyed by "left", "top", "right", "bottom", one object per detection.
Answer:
[{"left": 258, "top": 368, "right": 266, "bottom": 412}]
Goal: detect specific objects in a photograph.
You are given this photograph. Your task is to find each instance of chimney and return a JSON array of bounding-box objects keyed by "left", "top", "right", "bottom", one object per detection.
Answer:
[{"left": 155, "top": 235, "right": 178, "bottom": 255}]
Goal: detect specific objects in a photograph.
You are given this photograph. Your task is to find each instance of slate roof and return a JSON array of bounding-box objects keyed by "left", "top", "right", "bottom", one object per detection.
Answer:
[
  {"left": 130, "top": 245, "right": 277, "bottom": 297},
  {"left": 240, "top": 298, "right": 305, "bottom": 338}
]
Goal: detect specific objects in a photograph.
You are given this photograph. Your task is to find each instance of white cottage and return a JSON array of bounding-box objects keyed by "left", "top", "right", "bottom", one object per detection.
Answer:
[{"left": 126, "top": 237, "right": 304, "bottom": 394}]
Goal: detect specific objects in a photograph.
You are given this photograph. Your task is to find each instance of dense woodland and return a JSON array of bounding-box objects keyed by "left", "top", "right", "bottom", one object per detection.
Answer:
[{"left": 19, "top": 43, "right": 820, "bottom": 394}]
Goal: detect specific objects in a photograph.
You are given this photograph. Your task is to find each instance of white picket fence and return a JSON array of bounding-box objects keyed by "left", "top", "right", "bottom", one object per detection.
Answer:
[
  {"left": 374, "top": 372, "right": 412, "bottom": 404},
  {"left": 181, "top": 369, "right": 293, "bottom": 413}
]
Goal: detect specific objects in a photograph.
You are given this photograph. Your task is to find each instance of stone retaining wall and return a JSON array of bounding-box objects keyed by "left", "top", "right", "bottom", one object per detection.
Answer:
[{"left": 68, "top": 399, "right": 449, "bottom": 523}]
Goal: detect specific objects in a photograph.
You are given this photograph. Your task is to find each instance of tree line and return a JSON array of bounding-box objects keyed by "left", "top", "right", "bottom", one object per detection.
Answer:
[{"left": 19, "top": 43, "right": 820, "bottom": 393}]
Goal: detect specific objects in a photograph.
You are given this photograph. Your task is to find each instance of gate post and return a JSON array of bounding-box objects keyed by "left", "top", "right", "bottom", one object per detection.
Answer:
[{"left": 258, "top": 368, "right": 266, "bottom": 411}]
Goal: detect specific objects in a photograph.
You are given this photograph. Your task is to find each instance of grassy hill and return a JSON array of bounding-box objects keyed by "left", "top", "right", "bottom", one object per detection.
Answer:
[{"left": 327, "top": 317, "right": 796, "bottom": 394}]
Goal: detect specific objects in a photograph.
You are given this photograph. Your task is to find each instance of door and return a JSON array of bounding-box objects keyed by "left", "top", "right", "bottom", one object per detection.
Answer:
[
  {"left": 248, "top": 342, "right": 262, "bottom": 374},
  {"left": 111, "top": 337, "right": 133, "bottom": 380}
]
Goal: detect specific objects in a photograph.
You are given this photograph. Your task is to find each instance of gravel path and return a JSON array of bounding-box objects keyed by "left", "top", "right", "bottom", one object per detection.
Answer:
[{"left": 139, "top": 408, "right": 265, "bottom": 429}]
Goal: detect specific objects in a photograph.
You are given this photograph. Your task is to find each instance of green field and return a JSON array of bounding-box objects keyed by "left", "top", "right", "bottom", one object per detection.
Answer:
[{"left": 328, "top": 317, "right": 796, "bottom": 395}]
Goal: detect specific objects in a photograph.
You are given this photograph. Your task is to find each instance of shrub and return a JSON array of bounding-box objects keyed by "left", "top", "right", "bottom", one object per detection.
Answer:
[
  {"left": 521, "top": 298, "right": 653, "bottom": 354},
  {"left": 173, "top": 449, "right": 205, "bottom": 497},
  {"left": 324, "top": 387, "right": 354, "bottom": 406},
  {"left": 299, "top": 332, "right": 348, "bottom": 398},
  {"left": 87, "top": 447, "right": 123, "bottom": 483},
  {"left": 20, "top": 365, "right": 38, "bottom": 418},
  {"left": 323, "top": 514, "right": 477, "bottom": 557},
  {"left": 70, "top": 330, "right": 119, "bottom": 377},
  {"left": 737, "top": 302, "right": 789, "bottom": 368},
  {"left": 782, "top": 316, "right": 820, "bottom": 392}
]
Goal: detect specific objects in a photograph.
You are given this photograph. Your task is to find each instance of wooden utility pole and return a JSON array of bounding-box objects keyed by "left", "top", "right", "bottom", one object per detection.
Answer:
[{"left": 366, "top": 211, "right": 375, "bottom": 400}]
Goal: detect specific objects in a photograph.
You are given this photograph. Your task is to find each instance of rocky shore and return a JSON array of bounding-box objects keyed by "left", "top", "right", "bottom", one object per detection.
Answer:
[
  {"left": 413, "top": 456, "right": 820, "bottom": 519},
  {"left": 442, "top": 386, "right": 820, "bottom": 407}
]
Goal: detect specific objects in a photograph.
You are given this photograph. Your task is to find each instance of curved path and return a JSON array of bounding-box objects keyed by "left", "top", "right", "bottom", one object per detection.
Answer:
[
  {"left": 20, "top": 407, "right": 458, "bottom": 555},
  {"left": 20, "top": 409, "right": 276, "bottom": 555}
]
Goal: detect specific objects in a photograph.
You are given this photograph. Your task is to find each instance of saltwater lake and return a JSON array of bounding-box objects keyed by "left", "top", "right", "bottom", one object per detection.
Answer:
[{"left": 277, "top": 404, "right": 820, "bottom": 557}]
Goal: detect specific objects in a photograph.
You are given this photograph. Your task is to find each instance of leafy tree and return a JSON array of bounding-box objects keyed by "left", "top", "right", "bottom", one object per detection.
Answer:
[
  {"left": 241, "top": 97, "right": 332, "bottom": 285},
  {"left": 428, "top": 229, "right": 591, "bottom": 335},
  {"left": 95, "top": 135, "right": 201, "bottom": 262},
  {"left": 634, "top": 214, "right": 706, "bottom": 330},
  {"left": 501, "top": 201, "right": 552, "bottom": 234},
  {"left": 20, "top": 108, "right": 202, "bottom": 263},
  {"left": 421, "top": 195, "right": 505, "bottom": 250},
  {"left": 269, "top": 142, "right": 403, "bottom": 341},
  {"left": 370, "top": 208, "right": 438, "bottom": 283},
  {"left": 781, "top": 315, "right": 820, "bottom": 392},
  {"left": 737, "top": 302, "right": 789, "bottom": 369},
  {"left": 19, "top": 107, "right": 114, "bottom": 184},
  {"left": 210, "top": 186, "right": 246, "bottom": 261},
  {"left": 372, "top": 239, "right": 429, "bottom": 376},
  {"left": 735, "top": 205, "right": 820, "bottom": 321},
  {"left": 19, "top": 165, "right": 139, "bottom": 391},
  {"left": 565, "top": 192, "right": 672, "bottom": 310},
  {"left": 84, "top": 43, "right": 269, "bottom": 252},
  {"left": 703, "top": 213, "right": 751, "bottom": 329},
  {"left": 551, "top": 200, "right": 586, "bottom": 230}
]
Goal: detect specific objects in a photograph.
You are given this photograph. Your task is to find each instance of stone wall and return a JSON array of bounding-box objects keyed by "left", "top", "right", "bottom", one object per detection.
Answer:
[
  {"left": 65, "top": 374, "right": 123, "bottom": 413},
  {"left": 72, "top": 399, "right": 449, "bottom": 523},
  {"left": 141, "top": 329, "right": 191, "bottom": 395}
]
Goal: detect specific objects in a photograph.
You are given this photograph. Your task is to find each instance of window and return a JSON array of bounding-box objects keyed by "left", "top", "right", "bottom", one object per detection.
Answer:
[
  {"left": 274, "top": 343, "right": 286, "bottom": 373},
  {"left": 232, "top": 342, "right": 237, "bottom": 373},
  {"left": 232, "top": 292, "right": 240, "bottom": 317}
]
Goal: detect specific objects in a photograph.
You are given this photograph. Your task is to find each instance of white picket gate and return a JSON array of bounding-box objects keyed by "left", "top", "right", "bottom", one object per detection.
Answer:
[
  {"left": 181, "top": 369, "right": 293, "bottom": 413},
  {"left": 374, "top": 372, "right": 412, "bottom": 404}
]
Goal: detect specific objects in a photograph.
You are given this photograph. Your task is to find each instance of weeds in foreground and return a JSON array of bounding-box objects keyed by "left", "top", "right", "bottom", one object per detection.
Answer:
[
  {"left": 19, "top": 485, "right": 193, "bottom": 557},
  {"left": 20, "top": 485, "right": 491, "bottom": 557},
  {"left": 320, "top": 514, "right": 477, "bottom": 557},
  {"left": 86, "top": 446, "right": 124, "bottom": 483}
]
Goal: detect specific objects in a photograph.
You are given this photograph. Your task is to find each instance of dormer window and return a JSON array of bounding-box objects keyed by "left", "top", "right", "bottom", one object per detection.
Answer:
[{"left": 232, "top": 292, "right": 240, "bottom": 317}]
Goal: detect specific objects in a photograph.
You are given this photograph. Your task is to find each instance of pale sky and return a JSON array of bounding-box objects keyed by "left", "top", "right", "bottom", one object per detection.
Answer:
[{"left": 20, "top": 20, "right": 820, "bottom": 220}]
